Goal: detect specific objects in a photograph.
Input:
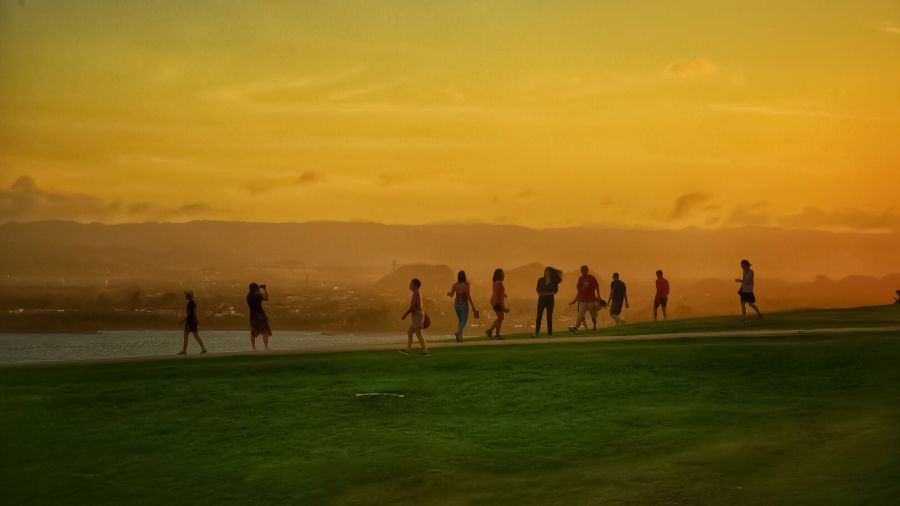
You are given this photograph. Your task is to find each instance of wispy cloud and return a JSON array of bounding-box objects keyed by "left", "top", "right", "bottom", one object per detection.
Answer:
[
  {"left": 670, "top": 192, "right": 713, "bottom": 220},
  {"left": 662, "top": 58, "right": 718, "bottom": 79},
  {"left": 0, "top": 176, "right": 119, "bottom": 222},
  {"left": 203, "top": 67, "right": 364, "bottom": 102},
  {"left": 245, "top": 171, "right": 324, "bottom": 195},
  {"left": 329, "top": 79, "right": 406, "bottom": 101},
  {"left": 726, "top": 202, "right": 771, "bottom": 226},
  {"left": 708, "top": 104, "right": 844, "bottom": 119},
  {"left": 877, "top": 21, "right": 900, "bottom": 35},
  {"left": 780, "top": 207, "right": 900, "bottom": 232},
  {"left": 0, "top": 175, "right": 221, "bottom": 223}
]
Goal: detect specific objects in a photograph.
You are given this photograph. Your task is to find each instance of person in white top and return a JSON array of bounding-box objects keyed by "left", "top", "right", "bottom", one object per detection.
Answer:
[{"left": 734, "top": 259, "right": 763, "bottom": 322}]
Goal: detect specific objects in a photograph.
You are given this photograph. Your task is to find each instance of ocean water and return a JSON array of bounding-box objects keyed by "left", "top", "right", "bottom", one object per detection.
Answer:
[{"left": 0, "top": 330, "right": 404, "bottom": 365}]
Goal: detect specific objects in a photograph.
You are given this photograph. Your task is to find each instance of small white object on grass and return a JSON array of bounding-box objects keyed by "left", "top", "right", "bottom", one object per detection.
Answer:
[{"left": 356, "top": 393, "right": 405, "bottom": 398}]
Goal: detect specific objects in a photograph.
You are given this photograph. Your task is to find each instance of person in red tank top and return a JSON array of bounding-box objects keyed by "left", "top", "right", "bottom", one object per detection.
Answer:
[{"left": 654, "top": 270, "right": 670, "bottom": 321}]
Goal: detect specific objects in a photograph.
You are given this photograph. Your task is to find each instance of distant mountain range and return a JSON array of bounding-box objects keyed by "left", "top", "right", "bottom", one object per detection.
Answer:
[{"left": 1, "top": 220, "right": 898, "bottom": 288}]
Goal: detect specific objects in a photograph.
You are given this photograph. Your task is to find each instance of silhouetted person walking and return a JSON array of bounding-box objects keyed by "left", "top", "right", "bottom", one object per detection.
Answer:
[
  {"left": 487, "top": 268, "right": 509, "bottom": 339},
  {"left": 535, "top": 267, "right": 562, "bottom": 337},
  {"left": 654, "top": 270, "right": 670, "bottom": 321},
  {"left": 177, "top": 291, "right": 207, "bottom": 355},
  {"left": 894, "top": 290, "right": 900, "bottom": 304},
  {"left": 735, "top": 259, "right": 762, "bottom": 322},
  {"left": 400, "top": 278, "right": 429, "bottom": 355},
  {"left": 569, "top": 265, "right": 602, "bottom": 333},
  {"left": 448, "top": 270, "right": 478, "bottom": 342},
  {"left": 608, "top": 273, "right": 630, "bottom": 325},
  {"left": 247, "top": 283, "right": 271, "bottom": 351}
]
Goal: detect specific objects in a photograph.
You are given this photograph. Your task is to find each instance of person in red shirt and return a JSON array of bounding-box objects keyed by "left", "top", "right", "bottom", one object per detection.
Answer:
[
  {"left": 654, "top": 269, "right": 670, "bottom": 321},
  {"left": 568, "top": 265, "right": 604, "bottom": 333}
]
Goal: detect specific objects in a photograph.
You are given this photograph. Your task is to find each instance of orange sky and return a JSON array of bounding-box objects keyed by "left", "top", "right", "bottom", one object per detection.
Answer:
[{"left": 1, "top": 1, "right": 899, "bottom": 230}]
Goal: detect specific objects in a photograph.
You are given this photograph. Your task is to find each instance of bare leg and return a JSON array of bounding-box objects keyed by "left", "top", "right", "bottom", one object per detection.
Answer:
[
  {"left": 495, "top": 320, "right": 503, "bottom": 338},
  {"left": 415, "top": 329, "right": 428, "bottom": 353},
  {"left": 749, "top": 303, "right": 762, "bottom": 319},
  {"left": 488, "top": 319, "right": 502, "bottom": 338},
  {"left": 653, "top": 306, "right": 658, "bottom": 321},
  {"left": 250, "top": 333, "right": 258, "bottom": 351},
  {"left": 662, "top": 306, "right": 667, "bottom": 320},
  {"left": 741, "top": 302, "right": 747, "bottom": 320},
  {"left": 180, "top": 331, "right": 189, "bottom": 354},
  {"left": 192, "top": 332, "right": 207, "bottom": 352},
  {"left": 590, "top": 314, "right": 597, "bottom": 331},
  {"left": 263, "top": 333, "right": 270, "bottom": 351},
  {"left": 407, "top": 328, "right": 414, "bottom": 350}
]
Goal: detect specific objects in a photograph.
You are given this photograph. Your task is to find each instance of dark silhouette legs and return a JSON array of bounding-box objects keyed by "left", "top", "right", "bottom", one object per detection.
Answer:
[{"left": 535, "top": 296, "right": 554, "bottom": 336}]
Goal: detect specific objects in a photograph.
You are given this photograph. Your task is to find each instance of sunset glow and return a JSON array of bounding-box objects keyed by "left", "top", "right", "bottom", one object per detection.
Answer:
[{"left": 1, "top": 1, "right": 899, "bottom": 230}]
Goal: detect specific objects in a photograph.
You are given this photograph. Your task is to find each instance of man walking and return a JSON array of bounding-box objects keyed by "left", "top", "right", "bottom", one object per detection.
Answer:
[
  {"left": 568, "top": 265, "right": 602, "bottom": 333},
  {"left": 735, "top": 259, "right": 763, "bottom": 322},
  {"left": 608, "top": 272, "right": 629, "bottom": 325},
  {"left": 653, "top": 270, "right": 670, "bottom": 321}
]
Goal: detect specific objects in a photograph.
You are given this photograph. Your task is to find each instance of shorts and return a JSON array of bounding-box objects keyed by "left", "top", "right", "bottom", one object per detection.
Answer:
[
  {"left": 410, "top": 312, "right": 424, "bottom": 330},
  {"left": 577, "top": 301, "right": 598, "bottom": 320},
  {"left": 492, "top": 303, "right": 505, "bottom": 320},
  {"left": 654, "top": 296, "right": 668, "bottom": 308},
  {"left": 250, "top": 313, "right": 272, "bottom": 337},
  {"left": 610, "top": 299, "right": 624, "bottom": 316},
  {"left": 739, "top": 291, "right": 756, "bottom": 304},
  {"left": 185, "top": 320, "right": 199, "bottom": 333}
]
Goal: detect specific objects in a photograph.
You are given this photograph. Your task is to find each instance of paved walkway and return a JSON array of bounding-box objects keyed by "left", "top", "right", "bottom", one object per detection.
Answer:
[{"left": 13, "top": 326, "right": 900, "bottom": 367}]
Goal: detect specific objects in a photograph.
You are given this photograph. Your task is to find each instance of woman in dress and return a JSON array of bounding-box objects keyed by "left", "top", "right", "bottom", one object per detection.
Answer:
[
  {"left": 247, "top": 283, "right": 272, "bottom": 351},
  {"left": 486, "top": 268, "right": 509, "bottom": 339},
  {"left": 178, "top": 290, "right": 207, "bottom": 355},
  {"left": 400, "top": 278, "right": 429, "bottom": 355}
]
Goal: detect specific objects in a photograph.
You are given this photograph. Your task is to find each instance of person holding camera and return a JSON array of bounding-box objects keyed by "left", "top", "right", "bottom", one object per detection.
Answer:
[{"left": 247, "top": 282, "right": 272, "bottom": 351}]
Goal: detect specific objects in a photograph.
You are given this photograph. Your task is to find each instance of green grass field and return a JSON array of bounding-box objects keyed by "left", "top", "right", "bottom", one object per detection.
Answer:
[
  {"left": 484, "top": 304, "right": 900, "bottom": 341},
  {"left": 2, "top": 306, "right": 900, "bottom": 505}
]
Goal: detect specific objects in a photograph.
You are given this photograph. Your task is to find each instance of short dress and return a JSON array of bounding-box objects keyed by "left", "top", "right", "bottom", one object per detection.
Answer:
[
  {"left": 247, "top": 292, "right": 272, "bottom": 337},
  {"left": 409, "top": 291, "right": 424, "bottom": 329},
  {"left": 185, "top": 300, "right": 199, "bottom": 333}
]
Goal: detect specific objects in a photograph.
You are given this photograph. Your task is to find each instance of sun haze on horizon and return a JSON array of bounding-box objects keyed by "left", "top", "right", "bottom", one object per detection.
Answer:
[{"left": 1, "top": 1, "right": 899, "bottom": 232}]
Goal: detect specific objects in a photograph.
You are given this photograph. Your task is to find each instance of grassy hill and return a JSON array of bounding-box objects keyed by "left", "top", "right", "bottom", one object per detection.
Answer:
[
  {"left": 484, "top": 304, "right": 900, "bottom": 340},
  {"left": 2, "top": 306, "right": 899, "bottom": 505}
]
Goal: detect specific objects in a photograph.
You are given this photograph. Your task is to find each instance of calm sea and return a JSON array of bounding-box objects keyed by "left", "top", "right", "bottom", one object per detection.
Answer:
[{"left": 0, "top": 330, "right": 404, "bottom": 365}]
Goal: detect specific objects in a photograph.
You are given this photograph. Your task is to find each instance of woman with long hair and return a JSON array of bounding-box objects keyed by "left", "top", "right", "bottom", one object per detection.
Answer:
[
  {"left": 247, "top": 282, "right": 271, "bottom": 351},
  {"left": 486, "top": 268, "right": 509, "bottom": 339},
  {"left": 535, "top": 267, "right": 562, "bottom": 337},
  {"left": 448, "top": 270, "right": 477, "bottom": 342}
]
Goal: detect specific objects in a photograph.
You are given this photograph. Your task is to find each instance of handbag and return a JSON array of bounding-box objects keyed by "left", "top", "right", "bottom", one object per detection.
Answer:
[{"left": 423, "top": 313, "right": 431, "bottom": 329}]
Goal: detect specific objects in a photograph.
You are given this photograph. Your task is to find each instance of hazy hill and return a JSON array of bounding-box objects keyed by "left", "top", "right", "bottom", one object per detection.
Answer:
[
  {"left": 1, "top": 221, "right": 899, "bottom": 289},
  {"left": 373, "top": 264, "right": 455, "bottom": 298}
]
